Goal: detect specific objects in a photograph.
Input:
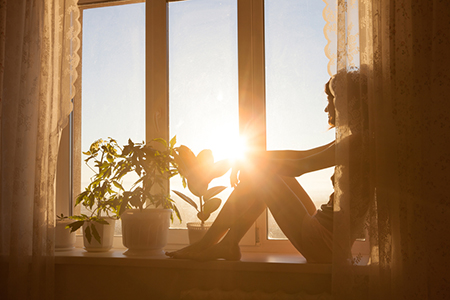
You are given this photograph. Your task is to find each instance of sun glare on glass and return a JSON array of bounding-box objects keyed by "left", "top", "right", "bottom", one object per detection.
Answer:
[{"left": 205, "top": 128, "right": 247, "bottom": 164}]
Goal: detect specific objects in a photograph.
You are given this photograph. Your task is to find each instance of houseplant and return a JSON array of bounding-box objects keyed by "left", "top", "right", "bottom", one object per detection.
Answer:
[
  {"left": 66, "top": 138, "right": 123, "bottom": 252},
  {"left": 118, "top": 137, "right": 181, "bottom": 256},
  {"left": 172, "top": 145, "right": 230, "bottom": 244}
]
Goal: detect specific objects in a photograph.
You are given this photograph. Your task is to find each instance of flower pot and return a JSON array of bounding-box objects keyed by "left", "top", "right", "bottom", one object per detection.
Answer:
[
  {"left": 187, "top": 222, "right": 212, "bottom": 244},
  {"left": 121, "top": 209, "right": 172, "bottom": 256},
  {"left": 55, "top": 219, "right": 76, "bottom": 251},
  {"left": 82, "top": 217, "right": 116, "bottom": 252}
]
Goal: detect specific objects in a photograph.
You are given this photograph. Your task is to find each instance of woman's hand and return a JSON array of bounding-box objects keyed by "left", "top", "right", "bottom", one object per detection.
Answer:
[{"left": 230, "top": 167, "right": 240, "bottom": 188}]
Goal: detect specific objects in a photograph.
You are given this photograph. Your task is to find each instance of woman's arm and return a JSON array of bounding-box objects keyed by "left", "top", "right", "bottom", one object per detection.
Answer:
[
  {"left": 265, "top": 140, "right": 335, "bottom": 160},
  {"left": 255, "top": 141, "right": 335, "bottom": 177},
  {"left": 230, "top": 141, "right": 335, "bottom": 186}
]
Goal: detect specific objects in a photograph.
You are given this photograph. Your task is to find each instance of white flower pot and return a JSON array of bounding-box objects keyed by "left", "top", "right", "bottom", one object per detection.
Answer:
[
  {"left": 55, "top": 219, "right": 76, "bottom": 251},
  {"left": 121, "top": 209, "right": 172, "bottom": 256},
  {"left": 82, "top": 217, "right": 116, "bottom": 252},
  {"left": 187, "top": 222, "right": 212, "bottom": 244}
]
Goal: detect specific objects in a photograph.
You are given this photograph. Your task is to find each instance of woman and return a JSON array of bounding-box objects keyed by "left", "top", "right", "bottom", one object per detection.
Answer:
[{"left": 166, "top": 73, "right": 367, "bottom": 263}]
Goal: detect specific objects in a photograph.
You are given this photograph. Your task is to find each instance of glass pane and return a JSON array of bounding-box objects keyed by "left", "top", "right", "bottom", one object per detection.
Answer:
[
  {"left": 168, "top": 0, "right": 238, "bottom": 228},
  {"left": 265, "top": 0, "right": 335, "bottom": 239},
  {"left": 81, "top": 3, "right": 145, "bottom": 234}
]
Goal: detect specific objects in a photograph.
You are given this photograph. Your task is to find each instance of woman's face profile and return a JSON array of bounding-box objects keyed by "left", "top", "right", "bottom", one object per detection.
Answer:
[{"left": 324, "top": 81, "right": 336, "bottom": 128}]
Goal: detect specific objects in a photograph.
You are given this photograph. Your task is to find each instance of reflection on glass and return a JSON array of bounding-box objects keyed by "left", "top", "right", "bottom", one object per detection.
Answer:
[
  {"left": 168, "top": 0, "right": 238, "bottom": 228},
  {"left": 81, "top": 3, "right": 145, "bottom": 234},
  {"left": 265, "top": 0, "right": 335, "bottom": 239}
]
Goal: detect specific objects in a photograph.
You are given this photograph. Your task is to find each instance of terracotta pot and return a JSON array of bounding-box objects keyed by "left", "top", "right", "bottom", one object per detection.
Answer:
[
  {"left": 121, "top": 209, "right": 172, "bottom": 256},
  {"left": 187, "top": 222, "right": 212, "bottom": 244}
]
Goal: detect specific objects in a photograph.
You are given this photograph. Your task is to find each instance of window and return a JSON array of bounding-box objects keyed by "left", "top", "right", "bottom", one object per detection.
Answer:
[
  {"left": 264, "top": 0, "right": 334, "bottom": 240},
  {"left": 168, "top": 0, "right": 239, "bottom": 229},
  {"left": 59, "top": 0, "right": 334, "bottom": 252}
]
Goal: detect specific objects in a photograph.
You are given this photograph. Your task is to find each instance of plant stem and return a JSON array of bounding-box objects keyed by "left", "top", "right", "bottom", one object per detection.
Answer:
[{"left": 200, "top": 196, "right": 204, "bottom": 225}]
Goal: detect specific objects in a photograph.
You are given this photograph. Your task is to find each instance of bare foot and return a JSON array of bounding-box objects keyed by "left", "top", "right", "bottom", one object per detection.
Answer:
[
  {"left": 193, "top": 241, "right": 241, "bottom": 261},
  {"left": 165, "top": 241, "right": 209, "bottom": 259}
]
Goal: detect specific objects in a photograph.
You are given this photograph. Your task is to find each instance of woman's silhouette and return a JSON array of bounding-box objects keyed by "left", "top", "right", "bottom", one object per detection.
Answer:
[{"left": 167, "top": 72, "right": 369, "bottom": 263}]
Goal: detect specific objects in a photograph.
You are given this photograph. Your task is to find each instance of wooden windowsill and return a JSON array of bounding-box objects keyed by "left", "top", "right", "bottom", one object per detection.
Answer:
[{"left": 55, "top": 247, "right": 333, "bottom": 274}]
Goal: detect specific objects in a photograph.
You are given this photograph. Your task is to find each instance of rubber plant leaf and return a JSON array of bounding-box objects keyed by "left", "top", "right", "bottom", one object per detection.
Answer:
[
  {"left": 172, "top": 190, "right": 198, "bottom": 211},
  {"left": 203, "top": 186, "right": 227, "bottom": 201},
  {"left": 203, "top": 198, "right": 222, "bottom": 215},
  {"left": 197, "top": 211, "right": 211, "bottom": 222},
  {"left": 173, "top": 145, "right": 197, "bottom": 178},
  {"left": 209, "top": 159, "right": 231, "bottom": 181}
]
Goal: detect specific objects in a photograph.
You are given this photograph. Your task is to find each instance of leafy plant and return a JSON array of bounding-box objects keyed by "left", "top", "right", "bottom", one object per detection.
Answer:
[
  {"left": 56, "top": 213, "right": 69, "bottom": 221},
  {"left": 172, "top": 145, "right": 230, "bottom": 225},
  {"left": 117, "top": 137, "right": 181, "bottom": 222},
  {"left": 67, "top": 137, "right": 183, "bottom": 244},
  {"left": 67, "top": 138, "right": 124, "bottom": 244}
]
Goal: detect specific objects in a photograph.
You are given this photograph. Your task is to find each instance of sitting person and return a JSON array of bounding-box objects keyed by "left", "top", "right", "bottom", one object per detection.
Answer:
[{"left": 166, "top": 71, "right": 370, "bottom": 263}]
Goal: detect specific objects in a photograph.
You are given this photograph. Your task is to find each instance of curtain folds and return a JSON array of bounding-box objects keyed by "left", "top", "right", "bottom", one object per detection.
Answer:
[
  {"left": 0, "top": 1, "right": 80, "bottom": 299},
  {"left": 323, "top": 0, "right": 450, "bottom": 299}
]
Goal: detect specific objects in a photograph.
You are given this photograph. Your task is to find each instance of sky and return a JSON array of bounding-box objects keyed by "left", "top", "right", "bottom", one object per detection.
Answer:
[{"left": 81, "top": 0, "right": 335, "bottom": 235}]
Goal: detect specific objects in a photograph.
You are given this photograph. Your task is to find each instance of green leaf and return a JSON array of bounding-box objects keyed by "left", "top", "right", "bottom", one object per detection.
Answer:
[
  {"left": 169, "top": 136, "right": 177, "bottom": 149},
  {"left": 197, "top": 211, "right": 210, "bottom": 222},
  {"left": 69, "top": 215, "right": 88, "bottom": 221},
  {"left": 203, "top": 186, "right": 227, "bottom": 200},
  {"left": 94, "top": 218, "right": 109, "bottom": 225},
  {"left": 91, "top": 224, "right": 101, "bottom": 244},
  {"left": 153, "top": 138, "right": 167, "bottom": 148},
  {"left": 112, "top": 181, "right": 124, "bottom": 191},
  {"left": 203, "top": 198, "right": 222, "bottom": 215},
  {"left": 66, "top": 220, "right": 84, "bottom": 232},
  {"left": 129, "top": 194, "right": 142, "bottom": 208},
  {"left": 119, "top": 198, "right": 129, "bottom": 216},
  {"left": 172, "top": 190, "right": 198, "bottom": 211},
  {"left": 85, "top": 225, "right": 92, "bottom": 244}
]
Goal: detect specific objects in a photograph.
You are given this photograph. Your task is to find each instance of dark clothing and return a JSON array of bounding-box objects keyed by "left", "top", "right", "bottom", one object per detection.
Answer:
[
  {"left": 315, "top": 194, "right": 333, "bottom": 233},
  {"left": 314, "top": 173, "right": 334, "bottom": 233}
]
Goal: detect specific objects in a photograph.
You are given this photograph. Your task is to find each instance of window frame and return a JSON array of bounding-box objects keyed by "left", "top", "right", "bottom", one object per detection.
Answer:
[{"left": 56, "top": 0, "right": 368, "bottom": 256}]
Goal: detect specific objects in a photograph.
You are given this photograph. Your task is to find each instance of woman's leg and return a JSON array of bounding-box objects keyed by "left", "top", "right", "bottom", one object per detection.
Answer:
[
  {"left": 190, "top": 174, "right": 317, "bottom": 261},
  {"left": 281, "top": 176, "right": 317, "bottom": 215},
  {"left": 166, "top": 179, "right": 265, "bottom": 259},
  {"left": 202, "top": 176, "right": 317, "bottom": 256},
  {"left": 257, "top": 174, "right": 315, "bottom": 254},
  {"left": 167, "top": 171, "right": 318, "bottom": 260}
]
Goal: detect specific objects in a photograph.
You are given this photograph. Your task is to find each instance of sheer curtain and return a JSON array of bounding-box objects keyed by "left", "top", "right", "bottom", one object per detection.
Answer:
[
  {"left": 0, "top": 1, "right": 80, "bottom": 299},
  {"left": 324, "top": 0, "right": 450, "bottom": 299}
]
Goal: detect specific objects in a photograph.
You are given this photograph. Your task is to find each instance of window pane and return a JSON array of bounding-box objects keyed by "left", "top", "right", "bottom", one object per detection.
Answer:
[
  {"left": 265, "top": 0, "right": 335, "bottom": 239},
  {"left": 81, "top": 3, "right": 145, "bottom": 234},
  {"left": 168, "top": 0, "right": 238, "bottom": 228}
]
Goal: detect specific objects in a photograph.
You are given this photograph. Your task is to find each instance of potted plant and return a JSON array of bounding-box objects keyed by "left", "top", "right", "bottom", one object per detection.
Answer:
[
  {"left": 55, "top": 214, "right": 76, "bottom": 251},
  {"left": 67, "top": 138, "right": 123, "bottom": 252},
  {"left": 172, "top": 145, "right": 230, "bottom": 244},
  {"left": 118, "top": 137, "right": 181, "bottom": 256}
]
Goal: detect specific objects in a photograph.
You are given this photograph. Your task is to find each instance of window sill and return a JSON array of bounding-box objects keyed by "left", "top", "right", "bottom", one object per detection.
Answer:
[{"left": 55, "top": 247, "right": 331, "bottom": 273}]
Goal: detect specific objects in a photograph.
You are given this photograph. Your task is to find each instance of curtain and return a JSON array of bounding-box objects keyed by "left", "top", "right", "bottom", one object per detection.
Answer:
[
  {"left": 0, "top": 0, "right": 80, "bottom": 299},
  {"left": 323, "top": 0, "right": 450, "bottom": 299}
]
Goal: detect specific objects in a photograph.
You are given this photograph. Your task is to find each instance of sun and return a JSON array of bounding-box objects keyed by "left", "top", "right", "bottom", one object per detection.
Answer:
[{"left": 207, "top": 129, "right": 248, "bottom": 164}]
